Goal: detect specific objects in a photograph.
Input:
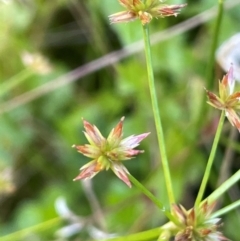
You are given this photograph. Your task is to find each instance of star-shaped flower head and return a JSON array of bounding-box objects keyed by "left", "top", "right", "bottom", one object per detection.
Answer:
[
  {"left": 72, "top": 117, "right": 150, "bottom": 187},
  {"left": 172, "top": 202, "right": 229, "bottom": 241},
  {"left": 109, "top": 0, "right": 187, "bottom": 25},
  {"left": 205, "top": 66, "right": 240, "bottom": 132}
]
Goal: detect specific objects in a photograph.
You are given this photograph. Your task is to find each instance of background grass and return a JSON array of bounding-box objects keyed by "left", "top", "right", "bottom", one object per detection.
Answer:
[{"left": 0, "top": 0, "right": 240, "bottom": 240}]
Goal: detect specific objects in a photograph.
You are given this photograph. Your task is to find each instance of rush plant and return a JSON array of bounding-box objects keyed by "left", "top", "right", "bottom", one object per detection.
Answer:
[{"left": 70, "top": 1, "right": 240, "bottom": 240}]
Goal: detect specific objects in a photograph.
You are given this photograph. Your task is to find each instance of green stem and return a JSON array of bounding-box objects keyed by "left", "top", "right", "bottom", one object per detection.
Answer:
[
  {"left": 206, "top": 0, "right": 224, "bottom": 90},
  {"left": 211, "top": 199, "right": 240, "bottom": 218},
  {"left": 100, "top": 226, "right": 162, "bottom": 241},
  {"left": 142, "top": 24, "right": 175, "bottom": 206},
  {"left": 98, "top": 221, "right": 176, "bottom": 241},
  {"left": 195, "top": 1, "right": 224, "bottom": 130},
  {"left": 128, "top": 174, "right": 179, "bottom": 226},
  {"left": 206, "top": 169, "right": 240, "bottom": 203},
  {"left": 195, "top": 111, "right": 225, "bottom": 207},
  {"left": 0, "top": 68, "right": 33, "bottom": 98},
  {"left": 0, "top": 217, "right": 61, "bottom": 241}
]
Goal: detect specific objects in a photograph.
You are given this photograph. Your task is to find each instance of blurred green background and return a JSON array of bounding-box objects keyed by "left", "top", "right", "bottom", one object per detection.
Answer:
[{"left": 0, "top": 0, "right": 240, "bottom": 240}]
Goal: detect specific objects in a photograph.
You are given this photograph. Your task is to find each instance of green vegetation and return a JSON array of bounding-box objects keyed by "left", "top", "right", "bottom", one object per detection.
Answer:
[{"left": 1, "top": 0, "right": 240, "bottom": 240}]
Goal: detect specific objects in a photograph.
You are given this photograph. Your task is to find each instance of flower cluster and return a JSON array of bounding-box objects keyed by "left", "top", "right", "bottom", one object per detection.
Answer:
[
  {"left": 172, "top": 202, "right": 229, "bottom": 241},
  {"left": 72, "top": 117, "right": 149, "bottom": 187},
  {"left": 109, "top": 0, "right": 187, "bottom": 25},
  {"left": 205, "top": 66, "right": 240, "bottom": 131}
]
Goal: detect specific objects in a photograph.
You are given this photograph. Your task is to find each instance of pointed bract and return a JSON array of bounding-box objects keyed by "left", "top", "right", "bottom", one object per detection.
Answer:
[
  {"left": 82, "top": 119, "right": 105, "bottom": 147},
  {"left": 72, "top": 144, "right": 101, "bottom": 159},
  {"left": 107, "top": 117, "right": 124, "bottom": 148},
  {"left": 121, "top": 133, "right": 150, "bottom": 148},
  {"left": 156, "top": 4, "right": 187, "bottom": 17},
  {"left": 73, "top": 161, "right": 103, "bottom": 181},
  {"left": 226, "top": 108, "right": 240, "bottom": 131},
  {"left": 111, "top": 162, "right": 131, "bottom": 187},
  {"left": 109, "top": 11, "right": 137, "bottom": 24}
]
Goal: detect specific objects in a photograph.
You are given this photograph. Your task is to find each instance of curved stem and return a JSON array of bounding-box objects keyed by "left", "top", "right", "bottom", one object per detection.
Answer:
[
  {"left": 142, "top": 24, "right": 175, "bottom": 206},
  {"left": 128, "top": 174, "right": 164, "bottom": 210},
  {"left": 195, "top": 111, "right": 225, "bottom": 207},
  {"left": 128, "top": 174, "right": 180, "bottom": 226}
]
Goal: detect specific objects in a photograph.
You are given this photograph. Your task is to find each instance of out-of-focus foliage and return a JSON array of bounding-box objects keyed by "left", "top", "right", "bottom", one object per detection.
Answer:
[{"left": 0, "top": 0, "right": 240, "bottom": 240}]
